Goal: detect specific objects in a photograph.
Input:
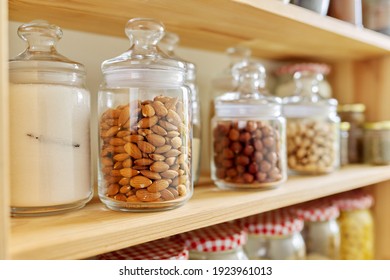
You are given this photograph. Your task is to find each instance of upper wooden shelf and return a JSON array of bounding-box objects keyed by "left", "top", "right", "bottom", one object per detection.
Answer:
[
  {"left": 10, "top": 165, "right": 390, "bottom": 260},
  {"left": 8, "top": 0, "right": 390, "bottom": 61}
]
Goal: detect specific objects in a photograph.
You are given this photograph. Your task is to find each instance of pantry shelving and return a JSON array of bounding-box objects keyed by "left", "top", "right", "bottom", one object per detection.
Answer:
[{"left": 2, "top": 0, "right": 390, "bottom": 260}]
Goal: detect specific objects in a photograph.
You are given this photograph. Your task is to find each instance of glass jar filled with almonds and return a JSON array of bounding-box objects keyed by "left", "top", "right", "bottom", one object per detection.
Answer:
[
  {"left": 98, "top": 18, "right": 192, "bottom": 211},
  {"left": 211, "top": 61, "right": 287, "bottom": 189},
  {"left": 283, "top": 71, "right": 340, "bottom": 175}
]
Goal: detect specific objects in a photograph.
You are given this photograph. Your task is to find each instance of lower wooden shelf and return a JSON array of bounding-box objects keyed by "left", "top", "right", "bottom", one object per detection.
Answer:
[{"left": 10, "top": 164, "right": 390, "bottom": 260}]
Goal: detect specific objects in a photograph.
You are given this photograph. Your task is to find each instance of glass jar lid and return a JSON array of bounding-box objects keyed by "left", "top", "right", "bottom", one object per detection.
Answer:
[
  {"left": 179, "top": 222, "right": 247, "bottom": 253},
  {"left": 340, "top": 122, "right": 351, "bottom": 131},
  {"left": 293, "top": 200, "right": 340, "bottom": 222},
  {"left": 338, "top": 103, "right": 366, "bottom": 113},
  {"left": 215, "top": 61, "right": 282, "bottom": 118},
  {"left": 328, "top": 189, "right": 374, "bottom": 211},
  {"left": 9, "top": 20, "right": 86, "bottom": 84},
  {"left": 236, "top": 209, "right": 304, "bottom": 237},
  {"left": 97, "top": 238, "right": 188, "bottom": 260},
  {"left": 364, "top": 120, "right": 390, "bottom": 130},
  {"left": 282, "top": 71, "right": 338, "bottom": 117},
  {"left": 101, "top": 18, "right": 186, "bottom": 86}
]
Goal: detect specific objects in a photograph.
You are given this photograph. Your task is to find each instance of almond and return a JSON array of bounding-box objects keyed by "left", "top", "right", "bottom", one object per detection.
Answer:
[
  {"left": 177, "top": 184, "right": 187, "bottom": 196},
  {"left": 118, "top": 177, "right": 130, "bottom": 186},
  {"left": 147, "top": 179, "right": 170, "bottom": 193},
  {"left": 127, "top": 195, "right": 140, "bottom": 202},
  {"left": 160, "top": 188, "right": 175, "bottom": 201},
  {"left": 155, "top": 145, "right": 172, "bottom": 154},
  {"left": 154, "top": 95, "right": 171, "bottom": 103},
  {"left": 110, "top": 170, "right": 121, "bottom": 177},
  {"left": 161, "top": 170, "right": 179, "bottom": 179},
  {"left": 168, "top": 187, "right": 179, "bottom": 198},
  {"left": 151, "top": 100, "right": 168, "bottom": 117},
  {"left": 166, "top": 131, "right": 180, "bottom": 138},
  {"left": 118, "top": 106, "right": 130, "bottom": 127},
  {"left": 110, "top": 138, "right": 126, "bottom": 146},
  {"left": 150, "top": 161, "right": 170, "bottom": 173},
  {"left": 107, "top": 184, "right": 120, "bottom": 196},
  {"left": 102, "top": 146, "right": 114, "bottom": 156},
  {"left": 101, "top": 157, "right": 113, "bottom": 166},
  {"left": 149, "top": 153, "right": 166, "bottom": 161},
  {"left": 165, "top": 157, "right": 176, "bottom": 166},
  {"left": 123, "top": 135, "right": 144, "bottom": 142},
  {"left": 138, "top": 129, "right": 153, "bottom": 136},
  {"left": 142, "top": 104, "right": 156, "bottom": 117},
  {"left": 119, "top": 185, "right": 131, "bottom": 194},
  {"left": 137, "top": 140, "right": 156, "bottom": 154},
  {"left": 134, "top": 158, "right": 154, "bottom": 166},
  {"left": 151, "top": 125, "right": 168, "bottom": 136},
  {"left": 171, "top": 137, "right": 182, "bottom": 149},
  {"left": 136, "top": 189, "right": 161, "bottom": 202},
  {"left": 130, "top": 175, "right": 153, "bottom": 188},
  {"left": 146, "top": 134, "right": 166, "bottom": 147},
  {"left": 140, "top": 170, "right": 162, "bottom": 180},
  {"left": 104, "top": 126, "right": 120, "bottom": 137},
  {"left": 164, "top": 149, "right": 181, "bottom": 157},
  {"left": 116, "top": 130, "right": 131, "bottom": 137},
  {"left": 101, "top": 166, "right": 112, "bottom": 175},
  {"left": 113, "top": 193, "right": 127, "bottom": 201},
  {"left": 124, "top": 142, "right": 142, "bottom": 159},
  {"left": 158, "top": 120, "right": 178, "bottom": 131},
  {"left": 166, "top": 109, "right": 182, "bottom": 126},
  {"left": 138, "top": 115, "right": 159, "bottom": 128},
  {"left": 122, "top": 158, "right": 133, "bottom": 168},
  {"left": 120, "top": 168, "right": 140, "bottom": 178},
  {"left": 164, "top": 97, "right": 178, "bottom": 110},
  {"left": 113, "top": 153, "right": 130, "bottom": 162},
  {"left": 132, "top": 165, "right": 149, "bottom": 171},
  {"left": 114, "top": 146, "right": 126, "bottom": 154},
  {"left": 113, "top": 161, "right": 123, "bottom": 170}
]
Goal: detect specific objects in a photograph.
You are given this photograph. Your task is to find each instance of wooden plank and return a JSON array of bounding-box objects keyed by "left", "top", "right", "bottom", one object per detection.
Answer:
[
  {"left": 0, "top": 0, "right": 10, "bottom": 260},
  {"left": 8, "top": 0, "right": 390, "bottom": 61},
  {"left": 9, "top": 165, "right": 390, "bottom": 259}
]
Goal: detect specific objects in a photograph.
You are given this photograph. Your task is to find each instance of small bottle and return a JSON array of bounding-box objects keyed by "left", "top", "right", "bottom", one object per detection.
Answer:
[
  {"left": 294, "top": 200, "right": 340, "bottom": 259},
  {"left": 211, "top": 61, "right": 287, "bottom": 189},
  {"left": 236, "top": 209, "right": 306, "bottom": 260},
  {"left": 283, "top": 71, "right": 340, "bottom": 175},
  {"left": 97, "top": 238, "right": 188, "bottom": 260},
  {"left": 159, "top": 32, "right": 201, "bottom": 184},
  {"left": 340, "top": 122, "right": 351, "bottom": 166},
  {"left": 329, "top": 189, "right": 374, "bottom": 260},
  {"left": 179, "top": 222, "right": 248, "bottom": 260},
  {"left": 97, "top": 18, "right": 193, "bottom": 211},
  {"left": 9, "top": 20, "right": 92, "bottom": 216}
]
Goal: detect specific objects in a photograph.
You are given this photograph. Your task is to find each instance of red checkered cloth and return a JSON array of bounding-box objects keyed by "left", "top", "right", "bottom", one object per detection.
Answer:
[
  {"left": 98, "top": 238, "right": 188, "bottom": 260},
  {"left": 293, "top": 199, "right": 339, "bottom": 222},
  {"left": 236, "top": 208, "right": 304, "bottom": 236},
  {"left": 179, "top": 222, "right": 247, "bottom": 252},
  {"left": 327, "top": 189, "right": 374, "bottom": 211}
]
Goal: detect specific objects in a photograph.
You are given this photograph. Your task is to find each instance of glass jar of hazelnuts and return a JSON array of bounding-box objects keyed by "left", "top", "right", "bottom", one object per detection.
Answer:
[
  {"left": 211, "top": 61, "right": 287, "bottom": 190},
  {"left": 283, "top": 71, "right": 340, "bottom": 175},
  {"left": 97, "top": 18, "right": 193, "bottom": 211}
]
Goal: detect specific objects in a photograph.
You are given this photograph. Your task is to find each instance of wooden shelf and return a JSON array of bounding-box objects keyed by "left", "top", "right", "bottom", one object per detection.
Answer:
[
  {"left": 10, "top": 165, "right": 390, "bottom": 260},
  {"left": 8, "top": 0, "right": 390, "bottom": 60}
]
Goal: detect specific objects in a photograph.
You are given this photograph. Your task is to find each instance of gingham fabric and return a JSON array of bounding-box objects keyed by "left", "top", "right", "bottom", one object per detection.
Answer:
[
  {"left": 179, "top": 222, "right": 247, "bottom": 252},
  {"left": 98, "top": 238, "right": 188, "bottom": 260},
  {"left": 328, "top": 189, "right": 374, "bottom": 211},
  {"left": 236, "top": 209, "right": 304, "bottom": 237},
  {"left": 276, "top": 63, "right": 330, "bottom": 76},
  {"left": 294, "top": 200, "right": 340, "bottom": 222}
]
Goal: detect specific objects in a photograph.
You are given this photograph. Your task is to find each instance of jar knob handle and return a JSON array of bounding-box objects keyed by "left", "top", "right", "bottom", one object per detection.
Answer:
[{"left": 125, "top": 18, "right": 165, "bottom": 47}]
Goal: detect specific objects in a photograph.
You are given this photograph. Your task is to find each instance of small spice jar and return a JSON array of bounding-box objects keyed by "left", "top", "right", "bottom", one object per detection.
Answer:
[
  {"left": 97, "top": 238, "right": 188, "bottom": 260},
  {"left": 362, "top": 0, "right": 390, "bottom": 35},
  {"left": 294, "top": 200, "right": 340, "bottom": 259},
  {"left": 329, "top": 190, "right": 374, "bottom": 260},
  {"left": 179, "top": 223, "right": 248, "bottom": 260},
  {"left": 338, "top": 103, "right": 366, "bottom": 163},
  {"left": 9, "top": 20, "right": 92, "bottom": 216},
  {"left": 363, "top": 121, "right": 390, "bottom": 165},
  {"left": 275, "top": 63, "right": 332, "bottom": 99},
  {"left": 328, "top": 0, "right": 363, "bottom": 27},
  {"left": 211, "top": 61, "right": 287, "bottom": 189},
  {"left": 97, "top": 18, "right": 193, "bottom": 211},
  {"left": 340, "top": 122, "right": 350, "bottom": 166},
  {"left": 283, "top": 71, "right": 340, "bottom": 175},
  {"left": 292, "top": 0, "right": 330, "bottom": 16},
  {"left": 236, "top": 209, "right": 306, "bottom": 260},
  {"left": 159, "top": 32, "right": 201, "bottom": 184}
]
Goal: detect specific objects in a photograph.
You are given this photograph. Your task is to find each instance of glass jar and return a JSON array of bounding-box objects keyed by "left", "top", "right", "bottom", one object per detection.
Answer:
[
  {"left": 363, "top": 0, "right": 390, "bottom": 35},
  {"left": 159, "top": 32, "right": 201, "bottom": 184},
  {"left": 283, "top": 71, "right": 340, "bottom": 175},
  {"left": 211, "top": 61, "right": 287, "bottom": 189},
  {"left": 363, "top": 121, "right": 390, "bottom": 165},
  {"left": 237, "top": 209, "right": 306, "bottom": 260},
  {"left": 338, "top": 103, "right": 366, "bottom": 163},
  {"left": 179, "top": 222, "right": 248, "bottom": 260},
  {"left": 328, "top": 0, "right": 363, "bottom": 27},
  {"left": 97, "top": 238, "right": 189, "bottom": 260},
  {"left": 97, "top": 18, "right": 193, "bottom": 211},
  {"left": 292, "top": 0, "right": 330, "bottom": 15},
  {"left": 294, "top": 200, "right": 340, "bottom": 259},
  {"left": 329, "top": 189, "right": 374, "bottom": 260},
  {"left": 340, "top": 122, "right": 350, "bottom": 166},
  {"left": 275, "top": 63, "right": 332, "bottom": 99},
  {"left": 9, "top": 21, "right": 92, "bottom": 216}
]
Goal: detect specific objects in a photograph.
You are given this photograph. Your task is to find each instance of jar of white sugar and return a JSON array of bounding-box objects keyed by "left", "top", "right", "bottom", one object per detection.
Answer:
[{"left": 9, "top": 20, "right": 92, "bottom": 216}]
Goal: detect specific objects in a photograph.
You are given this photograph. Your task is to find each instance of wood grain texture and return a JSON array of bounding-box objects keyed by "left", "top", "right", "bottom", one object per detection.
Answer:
[
  {"left": 8, "top": 0, "right": 390, "bottom": 61},
  {"left": 9, "top": 165, "right": 390, "bottom": 259},
  {"left": 0, "top": 0, "right": 10, "bottom": 260}
]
